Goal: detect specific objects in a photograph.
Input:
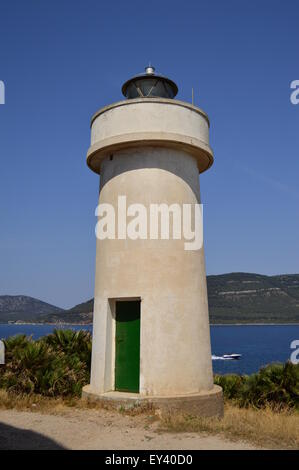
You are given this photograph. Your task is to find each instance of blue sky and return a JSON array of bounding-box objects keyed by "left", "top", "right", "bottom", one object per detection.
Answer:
[{"left": 0, "top": 0, "right": 298, "bottom": 308}]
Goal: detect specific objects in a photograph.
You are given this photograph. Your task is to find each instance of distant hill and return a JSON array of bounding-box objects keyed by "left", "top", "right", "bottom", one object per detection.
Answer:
[
  {"left": 1, "top": 273, "right": 299, "bottom": 324},
  {"left": 0, "top": 295, "right": 63, "bottom": 323},
  {"left": 64, "top": 272, "right": 299, "bottom": 324},
  {"left": 68, "top": 298, "right": 93, "bottom": 315},
  {"left": 207, "top": 272, "right": 299, "bottom": 323},
  {"left": 0, "top": 295, "right": 92, "bottom": 324},
  {"left": 44, "top": 298, "right": 94, "bottom": 324}
]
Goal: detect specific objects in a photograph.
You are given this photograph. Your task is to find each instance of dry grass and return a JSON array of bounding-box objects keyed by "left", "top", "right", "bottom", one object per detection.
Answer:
[
  {"left": 0, "top": 389, "right": 155, "bottom": 416},
  {"left": 0, "top": 390, "right": 298, "bottom": 449},
  {"left": 0, "top": 389, "right": 81, "bottom": 413},
  {"left": 160, "top": 402, "right": 299, "bottom": 449}
]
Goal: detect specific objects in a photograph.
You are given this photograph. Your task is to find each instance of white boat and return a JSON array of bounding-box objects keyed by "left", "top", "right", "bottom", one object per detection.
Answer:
[{"left": 222, "top": 354, "right": 242, "bottom": 360}]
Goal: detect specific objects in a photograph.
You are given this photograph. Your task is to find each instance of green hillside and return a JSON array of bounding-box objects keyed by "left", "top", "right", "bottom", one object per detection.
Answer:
[
  {"left": 61, "top": 272, "right": 299, "bottom": 324},
  {"left": 1, "top": 273, "right": 299, "bottom": 324},
  {"left": 0, "top": 296, "right": 63, "bottom": 323},
  {"left": 207, "top": 273, "right": 299, "bottom": 323}
]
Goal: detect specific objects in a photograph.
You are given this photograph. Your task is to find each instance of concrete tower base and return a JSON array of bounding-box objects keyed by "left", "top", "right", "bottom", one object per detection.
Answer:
[{"left": 82, "top": 385, "right": 223, "bottom": 418}]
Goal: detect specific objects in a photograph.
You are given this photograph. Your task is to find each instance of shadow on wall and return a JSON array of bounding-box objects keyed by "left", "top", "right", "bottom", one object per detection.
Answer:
[
  {"left": 0, "top": 421, "right": 65, "bottom": 450},
  {"left": 99, "top": 147, "right": 202, "bottom": 202}
]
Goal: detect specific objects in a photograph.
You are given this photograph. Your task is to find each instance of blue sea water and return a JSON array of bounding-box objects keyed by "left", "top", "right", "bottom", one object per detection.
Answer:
[
  {"left": 0, "top": 324, "right": 93, "bottom": 340},
  {"left": 0, "top": 323, "right": 298, "bottom": 375},
  {"left": 210, "top": 324, "right": 299, "bottom": 375}
]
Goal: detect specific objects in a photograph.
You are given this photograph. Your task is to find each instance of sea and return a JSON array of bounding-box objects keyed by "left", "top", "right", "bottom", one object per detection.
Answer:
[{"left": 0, "top": 323, "right": 298, "bottom": 375}]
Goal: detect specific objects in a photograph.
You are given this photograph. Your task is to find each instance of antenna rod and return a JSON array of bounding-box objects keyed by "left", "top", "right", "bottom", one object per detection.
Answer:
[{"left": 192, "top": 88, "right": 194, "bottom": 105}]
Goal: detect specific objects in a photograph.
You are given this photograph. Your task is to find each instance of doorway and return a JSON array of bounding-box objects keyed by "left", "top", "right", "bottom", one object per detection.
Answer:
[{"left": 115, "top": 300, "right": 140, "bottom": 393}]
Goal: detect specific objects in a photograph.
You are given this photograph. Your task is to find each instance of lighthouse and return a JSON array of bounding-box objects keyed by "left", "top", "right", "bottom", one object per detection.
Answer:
[{"left": 82, "top": 66, "right": 223, "bottom": 417}]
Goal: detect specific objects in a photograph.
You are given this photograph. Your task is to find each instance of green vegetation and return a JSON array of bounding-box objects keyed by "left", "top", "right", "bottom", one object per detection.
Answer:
[
  {"left": 0, "top": 330, "right": 91, "bottom": 397},
  {"left": 215, "top": 362, "right": 299, "bottom": 410},
  {"left": 1, "top": 331, "right": 298, "bottom": 412},
  {"left": 0, "top": 331, "right": 299, "bottom": 449}
]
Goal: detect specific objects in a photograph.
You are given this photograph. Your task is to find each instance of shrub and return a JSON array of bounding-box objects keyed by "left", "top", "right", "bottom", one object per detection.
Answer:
[
  {"left": 239, "top": 362, "right": 299, "bottom": 409},
  {"left": 0, "top": 331, "right": 92, "bottom": 397},
  {"left": 215, "top": 362, "right": 299, "bottom": 410},
  {"left": 1, "top": 331, "right": 298, "bottom": 408},
  {"left": 214, "top": 373, "right": 245, "bottom": 400},
  {"left": 42, "top": 329, "right": 92, "bottom": 368}
]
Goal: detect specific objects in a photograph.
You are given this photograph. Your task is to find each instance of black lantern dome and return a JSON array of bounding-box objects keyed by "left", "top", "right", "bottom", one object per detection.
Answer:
[{"left": 122, "top": 65, "right": 178, "bottom": 100}]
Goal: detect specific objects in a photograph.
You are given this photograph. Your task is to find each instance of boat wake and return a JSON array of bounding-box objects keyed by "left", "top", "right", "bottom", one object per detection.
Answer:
[
  {"left": 212, "top": 354, "right": 242, "bottom": 361},
  {"left": 212, "top": 355, "right": 227, "bottom": 361}
]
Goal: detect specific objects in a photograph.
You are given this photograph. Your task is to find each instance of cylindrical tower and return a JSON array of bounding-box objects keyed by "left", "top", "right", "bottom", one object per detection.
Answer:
[{"left": 82, "top": 66, "right": 223, "bottom": 417}]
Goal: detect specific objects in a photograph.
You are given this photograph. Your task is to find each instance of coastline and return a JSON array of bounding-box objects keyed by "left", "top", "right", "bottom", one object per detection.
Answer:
[
  {"left": 1, "top": 322, "right": 299, "bottom": 326},
  {"left": 0, "top": 322, "right": 93, "bottom": 326},
  {"left": 211, "top": 322, "right": 299, "bottom": 326}
]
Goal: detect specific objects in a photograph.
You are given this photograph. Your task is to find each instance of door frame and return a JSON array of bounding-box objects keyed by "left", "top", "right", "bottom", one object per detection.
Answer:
[
  {"left": 106, "top": 297, "right": 141, "bottom": 394},
  {"left": 114, "top": 299, "right": 141, "bottom": 393}
]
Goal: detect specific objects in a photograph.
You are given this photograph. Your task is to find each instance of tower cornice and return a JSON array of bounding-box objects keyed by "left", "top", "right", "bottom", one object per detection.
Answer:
[{"left": 87, "top": 98, "right": 213, "bottom": 175}]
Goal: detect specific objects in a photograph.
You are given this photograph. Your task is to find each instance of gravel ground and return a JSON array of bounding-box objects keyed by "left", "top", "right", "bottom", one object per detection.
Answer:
[{"left": 0, "top": 408, "right": 258, "bottom": 450}]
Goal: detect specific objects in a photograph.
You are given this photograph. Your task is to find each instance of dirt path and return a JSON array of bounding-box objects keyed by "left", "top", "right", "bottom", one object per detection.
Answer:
[{"left": 0, "top": 408, "right": 259, "bottom": 450}]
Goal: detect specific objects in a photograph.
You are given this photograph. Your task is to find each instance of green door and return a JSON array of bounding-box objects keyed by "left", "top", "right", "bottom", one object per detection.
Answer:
[{"left": 115, "top": 300, "right": 140, "bottom": 393}]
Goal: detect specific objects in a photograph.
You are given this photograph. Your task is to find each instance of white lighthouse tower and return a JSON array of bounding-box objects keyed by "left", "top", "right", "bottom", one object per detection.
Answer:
[{"left": 82, "top": 66, "right": 223, "bottom": 417}]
